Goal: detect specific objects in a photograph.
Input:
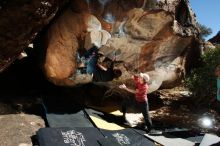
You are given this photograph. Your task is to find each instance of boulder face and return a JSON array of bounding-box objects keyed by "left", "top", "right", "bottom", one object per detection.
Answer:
[
  {"left": 0, "top": 0, "right": 200, "bottom": 92},
  {"left": 0, "top": 0, "right": 64, "bottom": 72},
  {"left": 41, "top": 0, "right": 200, "bottom": 92}
]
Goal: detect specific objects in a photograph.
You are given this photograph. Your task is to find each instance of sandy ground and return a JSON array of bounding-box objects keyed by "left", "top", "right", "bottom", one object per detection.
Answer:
[
  {"left": 0, "top": 114, "right": 44, "bottom": 146},
  {"left": 0, "top": 97, "right": 45, "bottom": 146}
]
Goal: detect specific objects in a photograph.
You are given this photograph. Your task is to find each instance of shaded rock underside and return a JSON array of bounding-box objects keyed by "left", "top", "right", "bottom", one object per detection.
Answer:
[{"left": 0, "top": 0, "right": 201, "bottom": 92}]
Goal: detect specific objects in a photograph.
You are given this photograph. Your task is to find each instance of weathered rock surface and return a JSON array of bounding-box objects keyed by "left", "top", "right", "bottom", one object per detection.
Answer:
[
  {"left": 0, "top": 0, "right": 201, "bottom": 93},
  {"left": 40, "top": 0, "right": 200, "bottom": 92},
  {"left": 0, "top": 0, "right": 64, "bottom": 72}
]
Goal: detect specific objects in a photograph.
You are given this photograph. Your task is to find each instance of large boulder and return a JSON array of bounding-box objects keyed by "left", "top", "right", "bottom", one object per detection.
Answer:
[
  {"left": 41, "top": 0, "right": 200, "bottom": 92},
  {"left": 0, "top": 0, "right": 65, "bottom": 72},
  {"left": 0, "top": 0, "right": 201, "bottom": 93}
]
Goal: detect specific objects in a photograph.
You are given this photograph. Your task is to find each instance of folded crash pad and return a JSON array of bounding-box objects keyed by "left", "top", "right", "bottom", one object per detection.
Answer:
[{"left": 85, "top": 108, "right": 125, "bottom": 130}]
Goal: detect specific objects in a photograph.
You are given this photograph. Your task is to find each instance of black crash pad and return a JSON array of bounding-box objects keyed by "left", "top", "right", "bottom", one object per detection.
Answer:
[
  {"left": 37, "top": 127, "right": 104, "bottom": 146},
  {"left": 46, "top": 110, "right": 94, "bottom": 128},
  {"left": 100, "top": 128, "right": 156, "bottom": 146}
]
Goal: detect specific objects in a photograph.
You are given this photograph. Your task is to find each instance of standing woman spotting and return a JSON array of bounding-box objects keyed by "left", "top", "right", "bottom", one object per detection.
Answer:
[{"left": 119, "top": 73, "right": 152, "bottom": 132}]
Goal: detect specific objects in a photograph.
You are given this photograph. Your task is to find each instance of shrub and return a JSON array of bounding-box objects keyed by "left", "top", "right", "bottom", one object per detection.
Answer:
[{"left": 185, "top": 47, "right": 220, "bottom": 107}]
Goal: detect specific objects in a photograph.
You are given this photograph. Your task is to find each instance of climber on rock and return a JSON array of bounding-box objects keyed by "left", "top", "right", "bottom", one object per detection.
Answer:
[
  {"left": 75, "top": 28, "right": 122, "bottom": 83},
  {"left": 93, "top": 57, "right": 122, "bottom": 82}
]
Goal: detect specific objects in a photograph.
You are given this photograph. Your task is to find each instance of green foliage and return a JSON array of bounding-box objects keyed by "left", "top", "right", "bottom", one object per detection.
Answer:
[
  {"left": 185, "top": 47, "right": 220, "bottom": 103},
  {"left": 197, "top": 23, "right": 212, "bottom": 40}
]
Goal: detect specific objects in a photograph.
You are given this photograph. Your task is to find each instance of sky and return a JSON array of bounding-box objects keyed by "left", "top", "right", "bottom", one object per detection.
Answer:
[{"left": 190, "top": 0, "right": 220, "bottom": 40}]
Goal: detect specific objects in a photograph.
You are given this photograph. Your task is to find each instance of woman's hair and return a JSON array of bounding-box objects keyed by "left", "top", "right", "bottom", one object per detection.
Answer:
[{"left": 142, "top": 78, "right": 148, "bottom": 84}]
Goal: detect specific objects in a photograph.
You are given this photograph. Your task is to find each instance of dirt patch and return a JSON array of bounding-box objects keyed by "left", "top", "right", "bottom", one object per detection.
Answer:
[
  {"left": 150, "top": 87, "right": 220, "bottom": 134},
  {"left": 0, "top": 114, "right": 44, "bottom": 146}
]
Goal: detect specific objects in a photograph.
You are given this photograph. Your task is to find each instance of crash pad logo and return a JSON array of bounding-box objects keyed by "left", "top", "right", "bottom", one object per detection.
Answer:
[
  {"left": 112, "top": 133, "right": 131, "bottom": 145},
  {"left": 61, "top": 130, "right": 86, "bottom": 146}
]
